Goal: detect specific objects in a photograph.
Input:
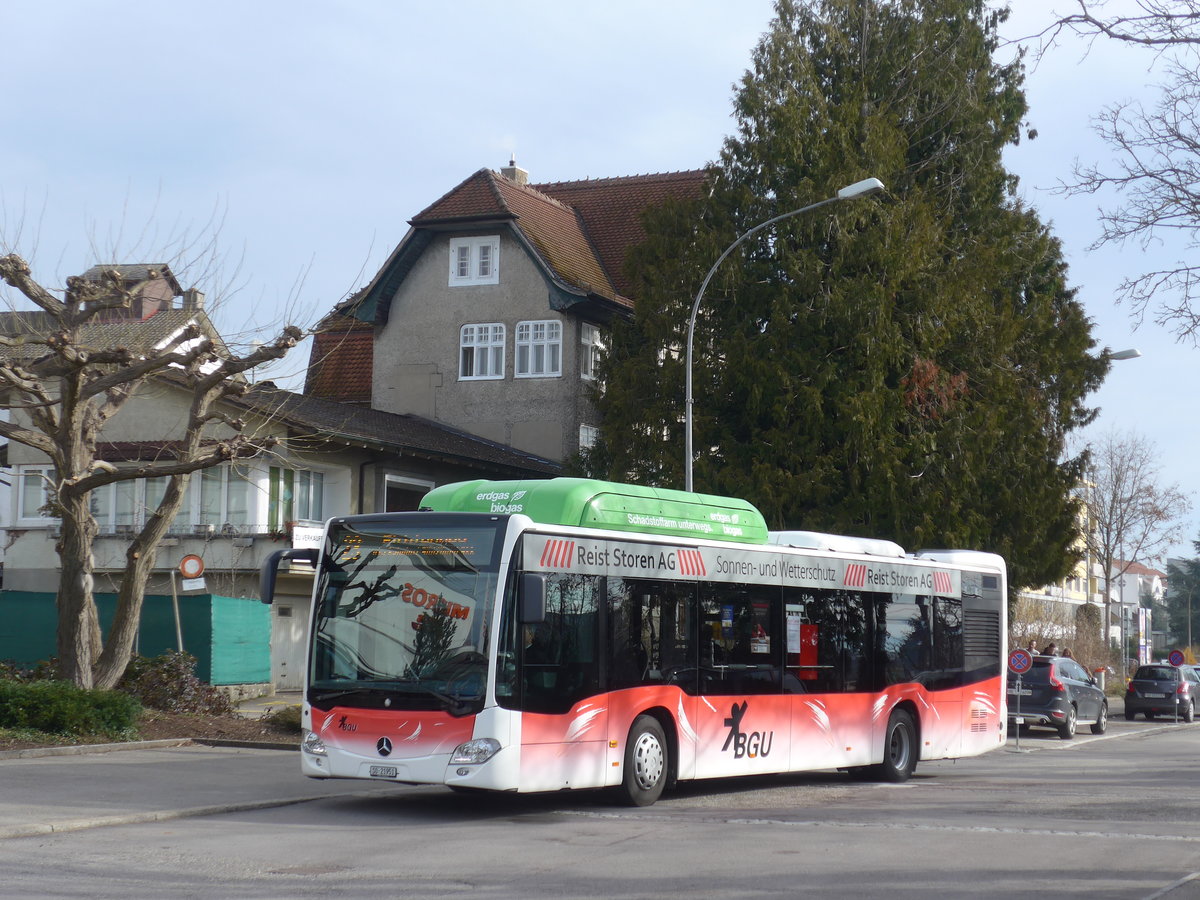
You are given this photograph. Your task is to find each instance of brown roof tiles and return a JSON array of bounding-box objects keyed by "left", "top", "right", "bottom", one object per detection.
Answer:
[{"left": 409, "top": 166, "right": 710, "bottom": 306}]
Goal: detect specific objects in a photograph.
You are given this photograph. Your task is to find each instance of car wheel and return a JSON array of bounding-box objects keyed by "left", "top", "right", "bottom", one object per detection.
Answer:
[
  {"left": 1091, "top": 702, "right": 1108, "bottom": 735},
  {"left": 1057, "top": 705, "right": 1077, "bottom": 740},
  {"left": 1124, "top": 709, "right": 1136, "bottom": 721},
  {"left": 618, "top": 715, "right": 668, "bottom": 807},
  {"left": 1184, "top": 702, "right": 1195, "bottom": 724},
  {"left": 1146, "top": 712, "right": 1157, "bottom": 720}
]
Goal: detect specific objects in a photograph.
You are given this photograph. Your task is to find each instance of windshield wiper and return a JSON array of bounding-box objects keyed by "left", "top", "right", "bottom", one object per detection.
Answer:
[
  {"left": 424, "top": 685, "right": 481, "bottom": 717},
  {"left": 309, "top": 686, "right": 394, "bottom": 704}
]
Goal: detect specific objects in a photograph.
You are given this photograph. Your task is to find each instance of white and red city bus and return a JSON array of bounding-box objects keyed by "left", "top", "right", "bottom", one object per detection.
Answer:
[{"left": 261, "top": 477, "right": 1007, "bottom": 806}]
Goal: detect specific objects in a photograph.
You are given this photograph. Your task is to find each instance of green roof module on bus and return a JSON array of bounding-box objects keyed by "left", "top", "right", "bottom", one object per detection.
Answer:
[{"left": 420, "top": 477, "right": 770, "bottom": 544}]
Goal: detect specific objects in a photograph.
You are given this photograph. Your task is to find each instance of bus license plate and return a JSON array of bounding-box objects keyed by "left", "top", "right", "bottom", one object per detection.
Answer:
[{"left": 369, "top": 765, "right": 398, "bottom": 779}]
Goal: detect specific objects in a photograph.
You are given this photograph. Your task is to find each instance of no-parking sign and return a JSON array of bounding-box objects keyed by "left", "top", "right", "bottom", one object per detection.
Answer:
[
  {"left": 1008, "top": 648, "right": 1033, "bottom": 675},
  {"left": 1169, "top": 649, "right": 1186, "bottom": 667}
]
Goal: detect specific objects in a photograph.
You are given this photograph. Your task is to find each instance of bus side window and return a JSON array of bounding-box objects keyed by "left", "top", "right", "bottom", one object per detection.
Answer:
[
  {"left": 521, "top": 573, "right": 601, "bottom": 714},
  {"left": 929, "top": 597, "right": 963, "bottom": 690},
  {"left": 699, "top": 583, "right": 781, "bottom": 696},
  {"left": 783, "top": 588, "right": 869, "bottom": 693},
  {"left": 607, "top": 578, "right": 695, "bottom": 694}
]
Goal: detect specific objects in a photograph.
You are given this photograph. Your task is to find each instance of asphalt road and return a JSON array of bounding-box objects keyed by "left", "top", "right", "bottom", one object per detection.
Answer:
[{"left": 0, "top": 711, "right": 1197, "bottom": 899}]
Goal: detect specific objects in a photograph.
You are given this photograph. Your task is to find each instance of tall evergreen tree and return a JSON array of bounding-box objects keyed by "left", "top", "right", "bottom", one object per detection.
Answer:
[
  {"left": 1167, "top": 547, "right": 1200, "bottom": 651},
  {"left": 592, "top": 0, "right": 1107, "bottom": 592}
]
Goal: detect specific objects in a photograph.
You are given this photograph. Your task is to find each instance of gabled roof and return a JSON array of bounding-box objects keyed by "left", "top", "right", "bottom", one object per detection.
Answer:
[
  {"left": 0, "top": 308, "right": 223, "bottom": 362},
  {"left": 536, "top": 170, "right": 711, "bottom": 298},
  {"left": 80, "top": 263, "right": 183, "bottom": 296},
  {"left": 1115, "top": 560, "right": 1168, "bottom": 579},
  {"left": 350, "top": 166, "right": 710, "bottom": 326},
  {"left": 240, "top": 387, "right": 561, "bottom": 477}
]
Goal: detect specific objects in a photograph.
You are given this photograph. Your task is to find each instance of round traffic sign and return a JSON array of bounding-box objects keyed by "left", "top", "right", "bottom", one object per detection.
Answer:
[
  {"left": 179, "top": 554, "right": 205, "bottom": 579},
  {"left": 1169, "top": 649, "right": 1185, "bottom": 667},
  {"left": 1008, "top": 648, "right": 1033, "bottom": 674}
]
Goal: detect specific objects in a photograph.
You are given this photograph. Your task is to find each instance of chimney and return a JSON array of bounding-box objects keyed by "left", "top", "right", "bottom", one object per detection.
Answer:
[
  {"left": 501, "top": 155, "right": 529, "bottom": 185},
  {"left": 182, "top": 289, "right": 206, "bottom": 312}
]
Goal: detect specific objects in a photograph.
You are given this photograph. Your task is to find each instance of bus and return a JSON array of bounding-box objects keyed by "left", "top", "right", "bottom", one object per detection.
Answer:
[{"left": 260, "top": 477, "right": 1007, "bottom": 806}]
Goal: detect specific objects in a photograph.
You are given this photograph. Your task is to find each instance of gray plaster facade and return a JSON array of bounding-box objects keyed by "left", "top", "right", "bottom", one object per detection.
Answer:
[{"left": 372, "top": 229, "right": 600, "bottom": 462}]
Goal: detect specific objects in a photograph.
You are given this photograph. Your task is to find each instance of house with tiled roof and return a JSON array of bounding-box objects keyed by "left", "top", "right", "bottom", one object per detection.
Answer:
[
  {"left": 1111, "top": 559, "right": 1168, "bottom": 660},
  {"left": 309, "top": 159, "right": 710, "bottom": 462},
  {"left": 0, "top": 261, "right": 559, "bottom": 690}
]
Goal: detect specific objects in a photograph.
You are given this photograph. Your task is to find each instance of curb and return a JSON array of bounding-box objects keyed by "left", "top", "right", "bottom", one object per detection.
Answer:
[
  {"left": 0, "top": 795, "right": 324, "bottom": 840},
  {"left": 194, "top": 738, "right": 299, "bottom": 751},
  {"left": 0, "top": 737, "right": 299, "bottom": 761},
  {"left": 0, "top": 738, "right": 193, "bottom": 761},
  {"left": 0, "top": 787, "right": 396, "bottom": 841}
]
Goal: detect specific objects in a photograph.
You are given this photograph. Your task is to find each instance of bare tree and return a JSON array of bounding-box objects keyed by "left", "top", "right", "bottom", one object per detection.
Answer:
[
  {"left": 0, "top": 255, "right": 301, "bottom": 689},
  {"left": 1037, "top": 1, "right": 1200, "bottom": 340},
  {"left": 1086, "top": 428, "right": 1191, "bottom": 657}
]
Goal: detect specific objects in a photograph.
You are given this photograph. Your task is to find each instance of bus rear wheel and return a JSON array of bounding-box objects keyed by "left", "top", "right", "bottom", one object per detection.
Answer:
[
  {"left": 874, "top": 709, "right": 918, "bottom": 783},
  {"left": 619, "top": 715, "right": 667, "bottom": 807}
]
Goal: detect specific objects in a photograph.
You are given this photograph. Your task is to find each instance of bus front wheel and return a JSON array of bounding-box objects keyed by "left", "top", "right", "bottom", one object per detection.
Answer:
[{"left": 619, "top": 715, "right": 668, "bottom": 807}]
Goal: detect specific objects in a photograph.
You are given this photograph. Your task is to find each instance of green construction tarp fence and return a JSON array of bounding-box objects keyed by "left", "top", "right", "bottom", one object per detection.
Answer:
[{"left": 0, "top": 590, "right": 270, "bottom": 684}]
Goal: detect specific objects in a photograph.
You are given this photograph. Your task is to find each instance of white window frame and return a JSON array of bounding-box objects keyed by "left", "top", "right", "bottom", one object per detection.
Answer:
[
  {"left": 449, "top": 236, "right": 501, "bottom": 286},
  {"left": 515, "top": 319, "right": 562, "bottom": 378},
  {"left": 579, "top": 424, "right": 600, "bottom": 450},
  {"left": 269, "top": 466, "right": 326, "bottom": 531},
  {"left": 87, "top": 463, "right": 257, "bottom": 535},
  {"left": 383, "top": 474, "right": 435, "bottom": 512},
  {"left": 460, "top": 323, "right": 506, "bottom": 380},
  {"left": 16, "top": 465, "right": 57, "bottom": 525},
  {"left": 580, "top": 322, "right": 604, "bottom": 380}
]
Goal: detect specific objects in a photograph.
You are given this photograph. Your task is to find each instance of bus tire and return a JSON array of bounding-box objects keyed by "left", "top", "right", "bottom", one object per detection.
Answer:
[
  {"left": 875, "top": 709, "right": 918, "bottom": 783},
  {"left": 619, "top": 715, "right": 668, "bottom": 807}
]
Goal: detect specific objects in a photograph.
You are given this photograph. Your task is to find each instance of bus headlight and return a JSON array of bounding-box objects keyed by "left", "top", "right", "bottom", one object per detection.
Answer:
[
  {"left": 301, "top": 730, "right": 328, "bottom": 756},
  {"left": 450, "top": 738, "right": 501, "bottom": 764}
]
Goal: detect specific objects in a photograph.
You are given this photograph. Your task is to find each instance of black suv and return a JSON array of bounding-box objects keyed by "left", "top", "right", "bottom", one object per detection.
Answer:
[
  {"left": 1124, "top": 664, "right": 1200, "bottom": 721},
  {"left": 1007, "top": 655, "right": 1107, "bottom": 739}
]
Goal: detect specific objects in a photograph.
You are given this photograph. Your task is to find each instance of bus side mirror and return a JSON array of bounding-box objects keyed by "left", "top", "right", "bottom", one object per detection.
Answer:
[
  {"left": 519, "top": 573, "right": 547, "bottom": 624},
  {"left": 260, "top": 548, "right": 319, "bottom": 604}
]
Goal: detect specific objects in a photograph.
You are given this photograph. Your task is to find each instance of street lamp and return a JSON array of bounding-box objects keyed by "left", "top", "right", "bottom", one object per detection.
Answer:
[
  {"left": 1095, "top": 346, "right": 1142, "bottom": 674},
  {"left": 683, "top": 177, "right": 885, "bottom": 492}
]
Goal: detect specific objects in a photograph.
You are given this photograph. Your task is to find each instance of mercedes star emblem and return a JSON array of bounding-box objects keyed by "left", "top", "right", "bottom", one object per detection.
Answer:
[{"left": 376, "top": 737, "right": 393, "bottom": 757}]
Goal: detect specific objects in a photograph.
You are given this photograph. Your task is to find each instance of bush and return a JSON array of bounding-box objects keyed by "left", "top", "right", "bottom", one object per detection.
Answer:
[
  {"left": 0, "top": 658, "right": 60, "bottom": 682},
  {"left": 119, "top": 651, "right": 235, "bottom": 716},
  {"left": 261, "top": 704, "right": 302, "bottom": 733},
  {"left": 0, "top": 679, "right": 140, "bottom": 738}
]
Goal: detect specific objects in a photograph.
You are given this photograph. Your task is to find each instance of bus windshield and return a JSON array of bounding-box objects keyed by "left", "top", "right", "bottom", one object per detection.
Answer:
[{"left": 309, "top": 515, "right": 505, "bottom": 715}]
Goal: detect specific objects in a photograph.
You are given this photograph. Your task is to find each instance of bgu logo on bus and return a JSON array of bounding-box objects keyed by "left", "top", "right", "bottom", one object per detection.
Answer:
[{"left": 722, "top": 701, "right": 773, "bottom": 760}]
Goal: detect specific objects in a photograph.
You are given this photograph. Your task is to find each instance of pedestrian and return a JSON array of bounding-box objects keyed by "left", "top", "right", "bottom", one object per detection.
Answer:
[
  {"left": 1025, "top": 638, "right": 1039, "bottom": 655},
  {"left": 1040, "top": 642, "right": 1058, "bottom": 656},
  {"left": 1062, "top": 647, "right": 1074, "bottom": 660}
]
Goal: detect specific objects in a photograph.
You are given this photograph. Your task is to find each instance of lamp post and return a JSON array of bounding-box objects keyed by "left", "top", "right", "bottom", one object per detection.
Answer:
[
  {"left": 683, "top": 177, "right": 885, "bottom": 492},
  {"left": 1096, "top": 346, "right": 1141, "bottom": 676}
]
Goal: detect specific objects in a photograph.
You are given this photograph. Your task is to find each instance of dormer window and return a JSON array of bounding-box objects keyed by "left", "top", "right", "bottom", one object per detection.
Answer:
[{"left": 449, "top": 236, "right": 500, "bottom": 286}]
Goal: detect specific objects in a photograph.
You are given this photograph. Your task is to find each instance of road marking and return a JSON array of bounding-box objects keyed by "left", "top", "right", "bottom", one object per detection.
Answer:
[{"left": 560, "top": 810, "right": 1200, "bottom": 844}]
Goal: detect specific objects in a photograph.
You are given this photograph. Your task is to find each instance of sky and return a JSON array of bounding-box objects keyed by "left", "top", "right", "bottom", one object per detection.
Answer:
[{"left": 1, "top": 0, "right": 1195, "bottom": 562}]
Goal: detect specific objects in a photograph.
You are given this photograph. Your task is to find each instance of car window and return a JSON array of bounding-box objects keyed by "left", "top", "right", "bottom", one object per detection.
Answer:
[
  {"left": 1059, "top": 660, "right": 1088, "bottom": 682},
  {"left": 1135, "top": 666, "right": 1176, "bottom": 681},
  {"left": 1009, "top": 659, "right": 1050, "bottom": 683},
  {"left": 1184, "top": 667, "right": 1200, "bottom": 683}
]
